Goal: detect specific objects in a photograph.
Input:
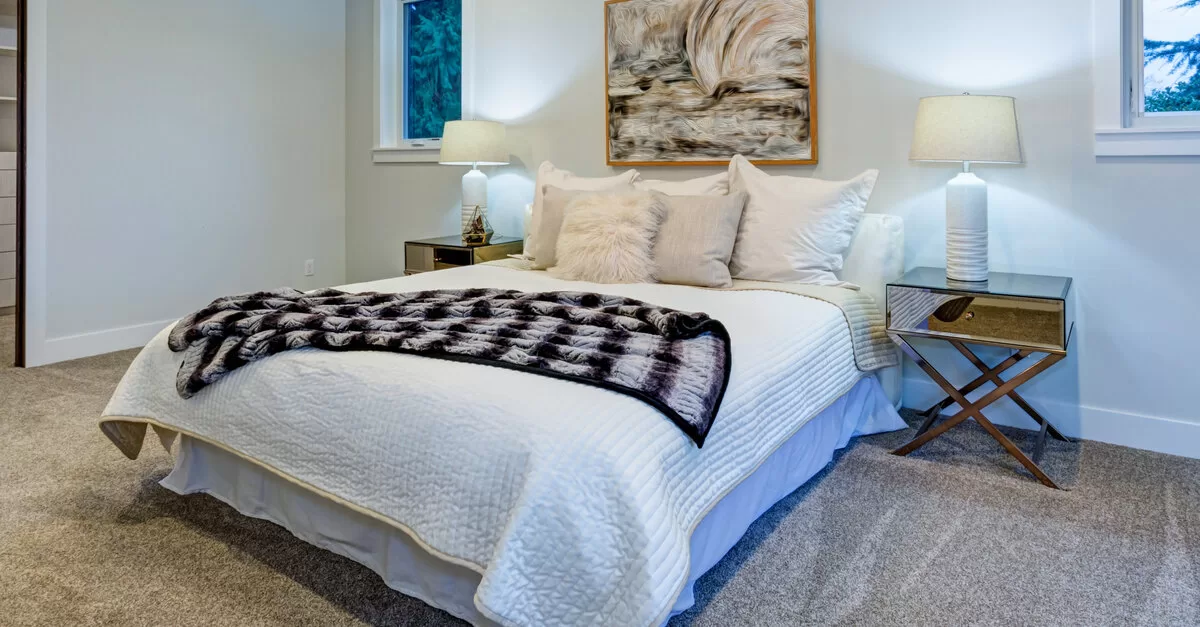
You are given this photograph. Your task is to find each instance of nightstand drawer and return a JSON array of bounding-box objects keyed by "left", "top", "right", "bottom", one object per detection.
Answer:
[
  {"left": 405, "top": 235, "right": 524, "bottom": 275},
  {"left": 887, "top": 286, "right": 1072, "bottom": 352},
  {"left": 434, "top": 247, "right": 473, "bottom": 268},
  {"left": 473, "top": 240, "right": 523, "bottom": 263},
  {"left": 405, "top": 244, "right": 435, "bottom": 274}
]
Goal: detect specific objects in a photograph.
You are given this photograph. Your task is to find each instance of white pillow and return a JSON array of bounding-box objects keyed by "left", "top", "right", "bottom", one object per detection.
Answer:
[
  {"left": 526, "top": 161, "right": 640, "bottom": 266},
  {"left": 635, "top": 172, "right": 729, "bottom": 196},
  {"left": 728, "top": 155, "right": 879, "bottom": 286},
  {"left": 550, "top": 192, "right": 666, "bottom": 284},
  {"left": 523, "top": 204, "right": 534, "bottom": 251}
]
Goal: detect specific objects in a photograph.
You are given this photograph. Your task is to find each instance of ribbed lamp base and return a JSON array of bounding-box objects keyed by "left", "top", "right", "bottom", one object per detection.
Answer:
[{"left": 947, "top": 228, "right": 989, "bottom": 282}]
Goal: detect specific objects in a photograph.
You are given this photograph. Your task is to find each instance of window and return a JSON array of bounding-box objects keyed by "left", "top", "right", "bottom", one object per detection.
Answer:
[
  {"left": 1094, "top": 0, "right": 1200, "bottom": 156},
  {"left": 403, "top": 0, "right": 462, "bottom": 140},
  {"left": 1129, "top": 0, "right": 1200, "bottom": 125},
  {"left": 374, "top": 0, "right": 475, "bottom": 162}
]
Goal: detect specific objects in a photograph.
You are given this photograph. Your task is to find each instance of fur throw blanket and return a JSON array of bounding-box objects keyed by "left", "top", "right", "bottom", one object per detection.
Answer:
[{"left": 167, "top": 288, "right": 732, "bottom": 446}]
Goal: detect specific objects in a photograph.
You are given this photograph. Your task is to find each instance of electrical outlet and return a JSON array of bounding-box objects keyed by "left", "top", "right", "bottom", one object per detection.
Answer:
[{"left": 304, "top": 259, "right": 315, "bottom": 277}]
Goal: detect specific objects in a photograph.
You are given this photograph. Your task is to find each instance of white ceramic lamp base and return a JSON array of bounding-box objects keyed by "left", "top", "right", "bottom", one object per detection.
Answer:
[
  {"left": 461, "top": 167, "right": 489, "bottom": 232},
  {"left": 945, "top": 171, "right": 989, "bottom": 282}
]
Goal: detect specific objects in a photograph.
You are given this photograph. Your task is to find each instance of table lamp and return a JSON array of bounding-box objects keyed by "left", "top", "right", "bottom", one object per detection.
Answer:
[
  {"left": 439, "top": 120, "right": 509, "bottom": 244},
  {"left": 910, "top": 94, "right": 1023, "bottom": 282}
]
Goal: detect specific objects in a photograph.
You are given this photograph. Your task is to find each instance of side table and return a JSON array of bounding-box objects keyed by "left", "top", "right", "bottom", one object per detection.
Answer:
[{"left": 886, "top": 267, "right": 1075, "bottom": 489}]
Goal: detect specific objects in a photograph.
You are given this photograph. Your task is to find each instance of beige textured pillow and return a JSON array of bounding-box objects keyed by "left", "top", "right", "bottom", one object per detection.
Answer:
[
  {"left": 653, "top": 193, "right": 748, "bottom": 288},
  {"left": 527, "top": 162, "right": 640, "bottom": 268},
  {"left": 550, "top": 192, "right": 666, "bottom": 284},
  {"left": 533, "top": 186, "right": 624, "bottom": 270}
]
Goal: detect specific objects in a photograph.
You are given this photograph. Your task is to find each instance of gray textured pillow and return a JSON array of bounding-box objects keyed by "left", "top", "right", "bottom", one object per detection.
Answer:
[
  {"left": 530, "top": 185, "right": 635, "bottom": 270},
  {"left": 653, "top": 193, "right": 748, "bottom": 288}
]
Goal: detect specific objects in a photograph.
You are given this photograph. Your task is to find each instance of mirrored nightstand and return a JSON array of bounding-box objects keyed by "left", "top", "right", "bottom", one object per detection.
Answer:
[
  {"left": 886, "top": 267, "right": 1075, "bottom": 489},
  {"left": 404, "top": 235, "right": 524, "bottom": 276}
]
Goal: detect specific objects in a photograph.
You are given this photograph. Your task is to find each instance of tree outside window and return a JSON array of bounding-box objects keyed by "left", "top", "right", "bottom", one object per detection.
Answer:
[
  {"left": 1144, "top": 0, "right": 1200, "bottom": 112},
  {"left": 404, "top": 0, "right": 462, "bottom": 139}
]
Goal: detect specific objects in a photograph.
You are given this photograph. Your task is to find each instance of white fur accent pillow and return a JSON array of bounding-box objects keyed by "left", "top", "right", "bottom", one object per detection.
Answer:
[
  {"left": 550, "top": 192, "right": 666, "bottom": 284},
  {"left": 728, "top": 155, "right": 879, "bottom": 286},
  {"left": 527, "top": 162, "right": 640, "bottom": 267}
]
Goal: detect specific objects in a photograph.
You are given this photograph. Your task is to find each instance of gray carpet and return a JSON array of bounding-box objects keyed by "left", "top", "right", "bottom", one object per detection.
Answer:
[{"left": 1, "top": 335, "right": 1198, "bottom": 626}]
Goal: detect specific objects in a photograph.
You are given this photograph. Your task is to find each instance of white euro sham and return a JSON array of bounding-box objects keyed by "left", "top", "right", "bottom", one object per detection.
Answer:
[
  {"left": 727, "top": 155, "right": 879, "bottom": 286},
  {"left": 635, "top": 171, "right": 730, "bottom": 196},
  {"left": 526, "top": 162, "right": 640, "bottom": 269}
]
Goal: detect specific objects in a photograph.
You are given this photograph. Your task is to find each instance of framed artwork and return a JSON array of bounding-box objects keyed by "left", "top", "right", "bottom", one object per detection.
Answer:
[{"left": 605, "top": 0, "right": 818, "bottom": 167}]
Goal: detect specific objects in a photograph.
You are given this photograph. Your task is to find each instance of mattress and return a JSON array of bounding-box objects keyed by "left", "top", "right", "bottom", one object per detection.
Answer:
[
  {"left": 160, "top": 376, "right": 903, "bottom": 625},
  {"left": 102, "top": 264, "right": 901, "bottom": 627}
]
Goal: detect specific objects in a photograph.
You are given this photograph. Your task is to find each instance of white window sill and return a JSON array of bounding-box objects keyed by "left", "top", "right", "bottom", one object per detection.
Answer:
[
  {"left": 373, "top": 146, "right": 442, "bottom": 164},
  {"left": 1094, "top": 127, "right": 1200, "bottom": 157}
]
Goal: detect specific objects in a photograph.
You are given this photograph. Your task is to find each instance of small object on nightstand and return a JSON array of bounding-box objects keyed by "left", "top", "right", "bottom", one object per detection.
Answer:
[
  {"left": 404, "top": 235, "right": 524, "bottom": 276},
  {"left": 887, "top": 267, "right": 1074, "bottom": 489},
  {"left": 461, "top": 205, "right": 494, "bottom": 245}
]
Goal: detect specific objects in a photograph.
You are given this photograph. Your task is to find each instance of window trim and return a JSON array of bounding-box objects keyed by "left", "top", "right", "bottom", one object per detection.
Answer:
[
  {"left": 373, "top": 0, "right": 475, "bottom": 164},
  {"left": 1094, "top": 0, "right": 1200, "bottom": 156}
]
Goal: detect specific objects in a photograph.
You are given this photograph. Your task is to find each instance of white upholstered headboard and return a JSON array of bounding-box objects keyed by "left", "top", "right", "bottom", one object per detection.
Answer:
[{"left": 838, "top": 213, "right": 905, "bottom": 407}]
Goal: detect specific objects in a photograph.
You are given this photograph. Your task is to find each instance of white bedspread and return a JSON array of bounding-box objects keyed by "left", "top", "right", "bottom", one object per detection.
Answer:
[{"left": 102, "top": 265, "right": 881, "bottom": 627}]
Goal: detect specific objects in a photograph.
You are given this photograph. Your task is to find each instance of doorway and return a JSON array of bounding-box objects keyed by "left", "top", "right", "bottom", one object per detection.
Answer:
[{"left": 0, "top": 0, "right": 22, "bottom": 367}]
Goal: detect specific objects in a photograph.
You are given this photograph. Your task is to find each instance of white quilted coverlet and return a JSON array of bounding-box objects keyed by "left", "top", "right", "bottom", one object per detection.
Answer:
[{"left": 103, "top": 265, "right": 874, "bottom": 627}]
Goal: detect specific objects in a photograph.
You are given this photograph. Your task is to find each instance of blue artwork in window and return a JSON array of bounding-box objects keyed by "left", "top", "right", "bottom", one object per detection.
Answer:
[
  {"left": 405, "top": 0, "right": 463, "bottom": 139},
  {"left": 1144, "top": 0, "right": 1200, "bottom": 113}
]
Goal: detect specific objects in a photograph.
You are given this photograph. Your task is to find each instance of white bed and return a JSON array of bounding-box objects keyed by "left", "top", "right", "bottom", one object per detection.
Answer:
[
  {"left": 101, "top": 214, "right": 906, "bottom": 627},
  {"left": 163, "top": 375, "right": 899, "bottom": 625}
]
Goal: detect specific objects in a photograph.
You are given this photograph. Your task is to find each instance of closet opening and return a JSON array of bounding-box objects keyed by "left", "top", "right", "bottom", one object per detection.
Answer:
[{"left": 0, "top": 0, "right": 23, "bottom": 368}]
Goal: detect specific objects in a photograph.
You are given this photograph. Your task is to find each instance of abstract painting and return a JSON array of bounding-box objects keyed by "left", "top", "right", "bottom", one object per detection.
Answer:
[{"left": 605, "top": 0, "right": 817, "bottom": 166}]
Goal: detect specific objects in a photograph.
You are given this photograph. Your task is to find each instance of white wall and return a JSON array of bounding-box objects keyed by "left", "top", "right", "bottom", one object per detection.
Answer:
[
  {"left": 346, "top": 0, "right": 1200, "bottom": 457},
  {"left": 24, "top": 0, "right": 346, "bottom": 365}
]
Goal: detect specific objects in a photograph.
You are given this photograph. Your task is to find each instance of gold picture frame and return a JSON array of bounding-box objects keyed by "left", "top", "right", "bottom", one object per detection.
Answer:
[{"left": 604, "top": 0, "right": 818, "bottom": 167}]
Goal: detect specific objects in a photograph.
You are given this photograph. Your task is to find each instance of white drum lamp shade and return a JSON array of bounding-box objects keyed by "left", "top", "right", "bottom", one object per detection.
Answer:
[
  {"left": 439, "top": 120, "right": 509, "bottom": 166},
  {"left": 439, "top": 121, "right": 509, "bottom": 235},
  {"left": 910, "top": 95, "right": 1022, "bottom": 282}
]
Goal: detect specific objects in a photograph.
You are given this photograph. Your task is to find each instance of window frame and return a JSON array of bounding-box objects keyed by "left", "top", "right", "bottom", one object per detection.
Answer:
[
  {"left": 1094, "top": 0, "right": 1200, "bottom": 155},
  {"left": 373, "top": 0, "right": 475, "bottom": 163},
  {"left": 1127, "top": 0, "right": 1200, "bottom": 127}
]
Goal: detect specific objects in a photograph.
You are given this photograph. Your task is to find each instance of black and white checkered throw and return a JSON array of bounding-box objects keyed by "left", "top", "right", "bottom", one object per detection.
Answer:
[{"left": 167, "top": 288, "right": 731, "bottom": 446}]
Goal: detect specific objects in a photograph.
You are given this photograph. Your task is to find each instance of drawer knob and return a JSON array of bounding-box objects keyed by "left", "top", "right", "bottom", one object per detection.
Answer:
[{"left": 964, "top": 311, "right": 975, "bottom": 321}]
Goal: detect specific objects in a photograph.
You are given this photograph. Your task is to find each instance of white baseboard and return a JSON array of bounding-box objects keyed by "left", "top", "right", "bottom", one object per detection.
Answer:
[
  {"left": 903, "top": 377, "right": 1200, "bottom": 460},
  {"left": 36, "top": 318, "right": 173, "bottom": 366}
]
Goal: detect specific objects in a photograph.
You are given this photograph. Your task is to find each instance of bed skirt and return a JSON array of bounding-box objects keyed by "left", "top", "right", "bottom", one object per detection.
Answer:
[{"left": 159, "top": 376, "right": 904, "bottom": 625}]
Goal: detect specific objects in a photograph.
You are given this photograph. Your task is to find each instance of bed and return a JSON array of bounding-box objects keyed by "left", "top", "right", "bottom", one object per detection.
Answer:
[{"left": 100, "top": 213, "right": 906, "bottom": 627}]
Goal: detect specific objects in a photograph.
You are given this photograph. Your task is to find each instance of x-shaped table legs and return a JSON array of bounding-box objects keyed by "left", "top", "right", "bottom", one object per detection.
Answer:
[{"left": 890, "top": 334, "right": 1069, "bottom": 489}]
